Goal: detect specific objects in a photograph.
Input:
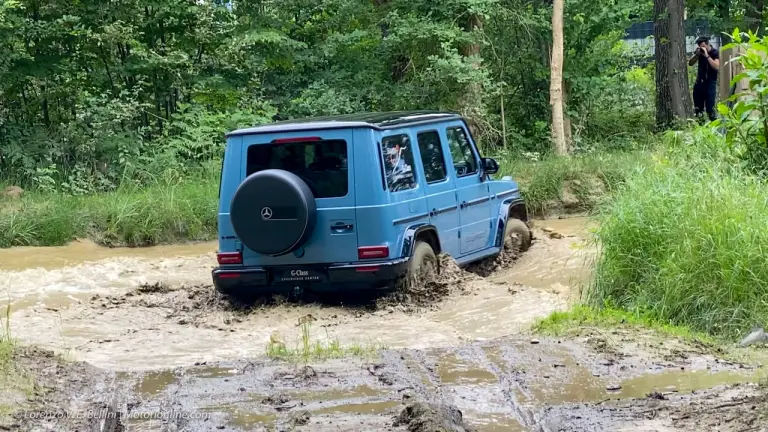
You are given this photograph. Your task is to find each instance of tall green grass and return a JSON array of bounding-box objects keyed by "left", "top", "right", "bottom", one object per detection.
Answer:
[
  {"left": 588, "top": 132, "right": 768, "bottom": 339},
  {"left": 497, "top": 151, "right": 651, "bottom": 215},
  {"left": 0, "top": 170, "right": 219, "bottom": 248},
  {"left": 0, "top": 151, "right": 647, "bottom": 248}
]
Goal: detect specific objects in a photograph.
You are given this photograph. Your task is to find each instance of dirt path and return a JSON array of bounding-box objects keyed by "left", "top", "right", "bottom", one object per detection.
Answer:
[{"left": 1, "top": 217, "right": 766, "bottom": 431}]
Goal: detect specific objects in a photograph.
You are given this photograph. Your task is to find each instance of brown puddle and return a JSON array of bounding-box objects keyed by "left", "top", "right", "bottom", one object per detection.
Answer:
[
  {"left": 227, "top": 410, "right": 278, "bottom": 429},
  {"left": 0, "top": 239, "right": 215, "bottom": 271},
  {"left": 6, "top": 217, "right": 592, "bottom": 370},
  {"left": 4, "top": 292, "right": 90, "bottom": 313},
  {"left": 534, "top": 216, "right": 597, "bottom": 237},
  {"left": 287, "top": 384, "right": 389, "bottom": 402},
  {"left": 437, "top": 353, "right": 497, "bottom": 385},
  {"left": 614, "top": 368, "right": 762, "bottom": 399},
  {"left": 197, "top": 403, "right": 277, "bottom": 428},
  {"left": 134, "top": 370, "right": 177, "bottom": 397},
  {"left": 311, "top": 400, "right": 401, "bottom": 415},
  {"left": 187, "top": 366, "right": 240, "bottom": 379},
  {"left": 467, "top": 412, "right": 525, "bottom": 432},
  {"left": 531, "top": 359, "right": 760, "bottom": 405}
]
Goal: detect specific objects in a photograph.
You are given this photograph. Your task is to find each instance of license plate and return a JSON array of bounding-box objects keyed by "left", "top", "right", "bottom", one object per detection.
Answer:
[{"left": 275, "top": 269, "right": 326, "bottom": 283}]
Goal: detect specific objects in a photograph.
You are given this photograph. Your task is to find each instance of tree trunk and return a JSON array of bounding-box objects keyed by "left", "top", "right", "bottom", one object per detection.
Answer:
[
  {"left": 654, "top": 0, "right": 693, "bottom": 129},
  {"left": 550, "top": 0, "right": 567, "bottom": 155},
  {"left": 746, "top": 0, "right": 764, "bottom": 34},
  {"left": 564, "top": 81, "right": 573, "bottom": 147},
  {"left": 460, "top": 13, "right": 485, "bottom": 142}
]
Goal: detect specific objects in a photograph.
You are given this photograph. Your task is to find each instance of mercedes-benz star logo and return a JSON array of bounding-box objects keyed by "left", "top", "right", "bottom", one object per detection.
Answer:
[{"left": 261, "top": 207, "right": 273, "bottom": 220}]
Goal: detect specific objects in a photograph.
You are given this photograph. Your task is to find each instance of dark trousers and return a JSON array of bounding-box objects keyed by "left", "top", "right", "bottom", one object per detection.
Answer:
[{"left": 693, "top": 80, "right": 717, "bottom": 121}]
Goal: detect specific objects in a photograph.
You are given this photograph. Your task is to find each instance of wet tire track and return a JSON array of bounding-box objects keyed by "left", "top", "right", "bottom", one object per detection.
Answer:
[{"left": 469, "top": 344, "right": 538, "bottom": 429}]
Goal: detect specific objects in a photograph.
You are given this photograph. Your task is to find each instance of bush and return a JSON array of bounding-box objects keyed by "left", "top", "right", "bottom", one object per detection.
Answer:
[{"left": 588, "top": 131, "right": 768, "bottom": 338}]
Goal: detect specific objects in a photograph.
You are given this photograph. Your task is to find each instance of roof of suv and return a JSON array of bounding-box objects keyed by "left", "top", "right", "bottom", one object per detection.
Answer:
[{"left": 225, "top": 111, "right": 463, "bottom": 137}]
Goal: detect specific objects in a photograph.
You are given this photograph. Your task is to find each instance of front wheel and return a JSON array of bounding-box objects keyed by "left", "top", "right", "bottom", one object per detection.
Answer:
[{"left": 505, "top": 218, "right": 532, "bottom": 252}]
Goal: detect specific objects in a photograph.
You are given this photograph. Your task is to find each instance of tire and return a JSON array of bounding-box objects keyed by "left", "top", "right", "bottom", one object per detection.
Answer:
[
  {"left": 408, "top": 241, "right": 438, "bottom": 282},
  {"left": 230, "top": 169, "right": 317, "bottom": 256},
  {"left": 505, "top": 218, "right": 532, "bottom": 252}
]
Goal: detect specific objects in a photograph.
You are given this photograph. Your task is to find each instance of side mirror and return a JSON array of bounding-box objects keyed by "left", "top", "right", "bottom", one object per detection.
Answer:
[{"left": 481, "top": 157, "right": 499, "bottom": 175}]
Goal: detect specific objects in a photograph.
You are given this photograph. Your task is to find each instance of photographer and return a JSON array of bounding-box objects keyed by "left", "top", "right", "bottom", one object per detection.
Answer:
[{"left": 688, "top": 36, "right": 720, "bottom": 121}]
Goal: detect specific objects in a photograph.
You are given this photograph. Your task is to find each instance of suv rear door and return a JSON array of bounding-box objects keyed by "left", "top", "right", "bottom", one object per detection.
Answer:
[{"left": 239, "top": 129, "right": 359, "bottom": 265}]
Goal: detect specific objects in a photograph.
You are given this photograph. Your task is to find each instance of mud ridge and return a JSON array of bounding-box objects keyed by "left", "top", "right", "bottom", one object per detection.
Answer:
[
  {"left": 90, "top": 282, "right": 259, "bottom": 325},
  {"left": 2, "top": 347, "right": 130, "bottom": 432},
  {"left": 395, "top": 401, "right": 476, "bottom": 432}
]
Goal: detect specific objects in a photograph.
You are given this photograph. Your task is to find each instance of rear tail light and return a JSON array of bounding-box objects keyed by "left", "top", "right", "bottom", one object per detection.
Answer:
[
  {"left": 358, "top": 246, "right": 389, "bottom": 260},
  {"left": 217, "top": 251, "right": 243, "bottom": 265}
]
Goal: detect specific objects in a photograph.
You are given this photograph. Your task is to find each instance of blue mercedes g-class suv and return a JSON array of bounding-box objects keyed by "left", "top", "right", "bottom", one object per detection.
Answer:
[{"left": 213, "top": 111, "right": 530, "bottom": 295}]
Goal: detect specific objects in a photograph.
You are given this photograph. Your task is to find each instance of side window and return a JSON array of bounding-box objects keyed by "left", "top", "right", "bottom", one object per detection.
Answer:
[
  {"left": 446, "top": 127, "right": 478, "bottom": 177},
  {"left": 416, "top": 131, "right": 447, "bottom": 183},
  {"left": 381, "top": 134, "right": 417, "bottom": 192}
]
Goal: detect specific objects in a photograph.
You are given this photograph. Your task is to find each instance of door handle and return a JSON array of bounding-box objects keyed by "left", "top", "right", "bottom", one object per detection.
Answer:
[
  {"left": 331, "top": 223, "right": 354, "bottom": 234},
  {"left": 429, "top": 209, "right": 437, "bottom": 217},
  {"left": 459, "top": 201, "right": 467, "bottom": 209}
]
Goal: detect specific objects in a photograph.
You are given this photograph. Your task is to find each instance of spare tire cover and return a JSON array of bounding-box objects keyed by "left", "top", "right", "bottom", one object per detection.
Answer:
[{"left": 230, "top": 169, "right": 317, "bottom": 256}]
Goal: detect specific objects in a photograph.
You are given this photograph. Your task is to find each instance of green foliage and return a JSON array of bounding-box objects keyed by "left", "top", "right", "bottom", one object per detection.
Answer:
[
  {"left": 715, "top": 28, "right": 768, "bottom": 175},
  {"left": 533, "top": 304, "right": 716, "bottom": 344},
  {"left": 587, "top": 32, "right": 768, "bottom": 340},
  {"left": 0, "top": 0, "right": 654, "bottom": 193},
  {"left": 589, "top": 133, "right": 768, "bottom": 339}
]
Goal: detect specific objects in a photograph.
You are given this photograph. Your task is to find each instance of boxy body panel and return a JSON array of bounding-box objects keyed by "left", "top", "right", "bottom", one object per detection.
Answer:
[{"left": 214, "top": 111, "right": 527, "bottom": 294}]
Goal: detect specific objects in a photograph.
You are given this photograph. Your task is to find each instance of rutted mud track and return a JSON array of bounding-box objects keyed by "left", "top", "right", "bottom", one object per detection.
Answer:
[{"left": 2, "top": 217, "right": 767, "bottom": 431}]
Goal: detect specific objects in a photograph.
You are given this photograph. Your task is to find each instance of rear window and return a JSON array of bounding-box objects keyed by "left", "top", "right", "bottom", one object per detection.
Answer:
[{"left": 246, "top": 139, "right": 348, "bottom": 198}]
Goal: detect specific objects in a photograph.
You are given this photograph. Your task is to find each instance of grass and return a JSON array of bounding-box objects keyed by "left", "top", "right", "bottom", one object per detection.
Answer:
[
  {"left": 533, "top": 304, "right": 716, "bottom": 344},
  {"left": 0, "top": 172, "right": 219, "bottom": 248},
  {"left": 496, "top": 151, "right": 651, "bottom": 216},
  {"left": 0, "top": 302, "right": 36, "bottom": 418},
  {"left": 0, "top": 150, "right": 649, "bottom": 248},
  {"left": 585, "top": 135, "right": 768, "bottom": 340},
  {"left": 266, "top": 315, "right": 385, "bottom": 363}
]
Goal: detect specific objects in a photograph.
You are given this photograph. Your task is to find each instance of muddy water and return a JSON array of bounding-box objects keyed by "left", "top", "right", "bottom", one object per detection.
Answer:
[
  {"left": 0, "top": 238, "right": 216, "bottom": 271},
  {"left": 5, "top": 217, "right": 591, "bottom": 370},
  {"left": 6, "top": 215, "right": 768, "bottom": 432},
  {"left": 0, "top": 243, "right": 215, "bottom": 308}
]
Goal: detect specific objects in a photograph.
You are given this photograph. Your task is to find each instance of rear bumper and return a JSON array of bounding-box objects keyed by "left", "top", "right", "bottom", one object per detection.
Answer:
[{"left": 212, "top": 258, "right": 410, "bottom": 294}]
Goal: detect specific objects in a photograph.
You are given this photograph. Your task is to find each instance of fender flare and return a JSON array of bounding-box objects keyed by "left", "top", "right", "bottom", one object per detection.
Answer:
[
  {"left": 400, "top": 223, "right": 442, "bottom": 257},
  {"left": 493, "top": 197, "right": 529, "bottom": 248}
]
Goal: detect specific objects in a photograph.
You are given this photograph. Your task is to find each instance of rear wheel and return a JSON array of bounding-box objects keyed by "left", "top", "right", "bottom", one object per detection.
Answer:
[
  {"left": 408, "top": 241, "right": 438, "bottom": 284},
  {"left": 505, "top": 218, "right": 532, "bottom": 252}
]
